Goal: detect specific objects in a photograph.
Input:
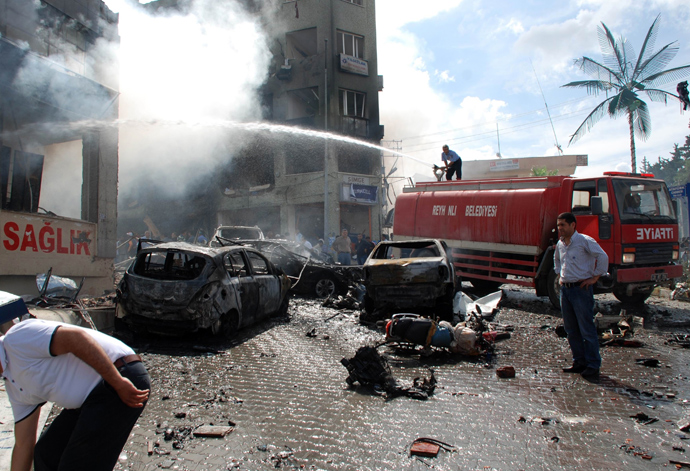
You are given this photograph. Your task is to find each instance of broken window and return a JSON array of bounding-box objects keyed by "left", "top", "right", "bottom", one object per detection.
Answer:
[
  {"left": 225, "top": 252, "right": 249, "bottom": 277},
  {"left": 337, "top": 142, "right": 374, "bottom": 174},
  {"left": 286, "top": 87, "right": 319, "bottom": 124},
  {"left": 246, "top": 251, "right": 269, "bottom": 275},
  {"left": 337, "top": 31, "right": 364, "bottom": 59},
  {"left": 1, "top": 147, "right": 44, "bottom": 213},
  {"left": 286, "top": 138, "right": 323, "bottom": 175},
  {"left": 133, "top": 251, "right": 207, "bottom": 280},
  {"left": 286, "top": 28, "right": 317, "bottom": 59},
  {"left": 339, "top": 89, "right": 366, "bottom": 117}
]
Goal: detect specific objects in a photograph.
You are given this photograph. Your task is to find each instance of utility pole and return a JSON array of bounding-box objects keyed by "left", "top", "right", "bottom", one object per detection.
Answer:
[
  {"left": 323, "top": 38, "right": 329, "bottom": 241},
  {"left": 380, "top": 140, "right": 402, "bottom": 239}
]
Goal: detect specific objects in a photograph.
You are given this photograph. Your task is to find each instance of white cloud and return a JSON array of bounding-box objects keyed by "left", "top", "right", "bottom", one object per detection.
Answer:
[
  {"left": 435, "top": 70, "right": 456, "bottom": 83},
  {"left": 501, "top": 18, "right": 525, "bottom": 35}
]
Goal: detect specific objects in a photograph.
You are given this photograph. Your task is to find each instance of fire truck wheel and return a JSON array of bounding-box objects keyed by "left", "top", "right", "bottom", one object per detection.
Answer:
[
  {"left": 612, "top": 285, "right": 653, "bottom": 304},
  {"left": 547, "top": 269, "right": 561, "bottom": 309}
]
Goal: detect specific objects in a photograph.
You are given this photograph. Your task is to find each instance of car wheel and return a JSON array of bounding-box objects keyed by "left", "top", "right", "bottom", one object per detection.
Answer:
[
  {"left": 274, "top": 296, "right": 289, "bottom": 318},
  {"left": 217, "top": 310, "right": 240, "bottom": 339},
  {"left": 547, "top": 268, "right": 561, "bottom": 310},
  {"left": 315, "top": 276, "right": 337, "bottom": 298}
]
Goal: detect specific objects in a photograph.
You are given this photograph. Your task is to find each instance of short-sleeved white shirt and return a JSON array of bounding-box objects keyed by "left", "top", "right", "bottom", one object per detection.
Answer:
[{"left": 0, "top": 319, "right": 134, "bottom": 422}]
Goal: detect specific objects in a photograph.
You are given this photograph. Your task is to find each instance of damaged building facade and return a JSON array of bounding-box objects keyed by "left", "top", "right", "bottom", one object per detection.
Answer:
[
  {"left": 0, "top": 0, "right": 120, "bottom": 295},
  {"left": 143, "top": 0, "right": 385, "bottom": 242}
]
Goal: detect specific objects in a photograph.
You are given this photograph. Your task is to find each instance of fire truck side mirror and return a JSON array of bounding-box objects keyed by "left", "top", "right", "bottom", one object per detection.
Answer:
[
  {"left": 591, "top": 196, "right": 603, "bottom": 215},
  {"left": 672, "top": 200, "right": 678, "bottom": 218}
]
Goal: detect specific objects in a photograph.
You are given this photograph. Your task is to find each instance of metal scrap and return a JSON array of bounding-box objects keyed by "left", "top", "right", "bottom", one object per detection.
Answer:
[{"left": 341, "top": 346, "right": 436, "bottom": 400}]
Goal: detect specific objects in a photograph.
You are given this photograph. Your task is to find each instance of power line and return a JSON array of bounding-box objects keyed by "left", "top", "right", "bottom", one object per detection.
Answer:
[{"left": 400, "top": 108, "right": 591, "bottom": 153}]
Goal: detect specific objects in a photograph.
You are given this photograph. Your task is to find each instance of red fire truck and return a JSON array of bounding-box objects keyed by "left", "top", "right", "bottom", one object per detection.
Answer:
[{"left": 393, "top": 172, "right": 682, "bottom": 307}]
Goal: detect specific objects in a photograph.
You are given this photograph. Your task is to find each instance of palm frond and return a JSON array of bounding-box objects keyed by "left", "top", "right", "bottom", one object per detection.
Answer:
[
  {"left": 632, "top": 101, "right": 651, "bottom": 140},
  {"left": 575, "top": 57, "right": 625, "bottom": 85},
  {"left": 621, "top": 37, "right": 638, "bottom": 78},
  {"left": 643, "top": 64, "right": 690, "bottom": 88},
  {"left": 633, "top": 14, "right": 661, "bottom": 80},
  {"left": 641, "top": 88, "right": 677, "bottom": 104},
  {"left": 561, "top": 79, "right": 616, "bottom": 95},
  {"left": 598, "top": 23, "right": 627, "bottom": 76},
  {"left": 636, "top": 42, "right": 680, "bottom": 81},
  {"left": 568, "top": 96, "right": 616, "bottom": 145}
]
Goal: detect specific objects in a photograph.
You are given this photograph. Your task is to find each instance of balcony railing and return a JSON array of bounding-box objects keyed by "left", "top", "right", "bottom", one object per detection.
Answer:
[{"left": 340, "top": 116, "right": 369, "bottom": 138}]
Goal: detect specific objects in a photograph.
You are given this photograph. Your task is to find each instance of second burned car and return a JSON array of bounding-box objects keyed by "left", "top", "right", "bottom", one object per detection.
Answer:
[
  {"left": 116, "top": 242, "right": 291, "bottom": 337},
  {"left": 361, "top": 239, "right": 458, "bottom": 320}
]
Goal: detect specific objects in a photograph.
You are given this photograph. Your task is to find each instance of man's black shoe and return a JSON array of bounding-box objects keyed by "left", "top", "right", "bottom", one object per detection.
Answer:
[
  {"left": 581, "top": 367, "right": 600, "bottom": 378},
  {"left": 562, "top": 364, "right": 586, "bottom": 373}
]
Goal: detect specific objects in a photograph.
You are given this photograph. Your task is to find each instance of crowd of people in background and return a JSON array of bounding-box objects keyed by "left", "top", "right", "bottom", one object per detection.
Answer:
[
  {"left": 115, "top": 229, "right": 210, "bottom": 263},
  {"left": 116, "top": 225, "right": 389, "bottom": 266}
]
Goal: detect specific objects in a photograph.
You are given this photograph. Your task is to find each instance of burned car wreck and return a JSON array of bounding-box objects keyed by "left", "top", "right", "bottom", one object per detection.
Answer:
[
  {"left": 361, "top": 239, "right": 457, "bottom": 319},
  {"left": 221, "top": 239, "right": 359, "bottom": 298},
  {"left": 116, "top": 242, "right": 290, "bottom": 336}
]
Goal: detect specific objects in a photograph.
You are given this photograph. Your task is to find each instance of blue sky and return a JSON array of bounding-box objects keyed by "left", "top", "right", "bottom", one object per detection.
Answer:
[
  {"left": 376, "top": 0, "right": 690, "bottom": 182},
  {"left": 100, "top": 0, "right": 690, "bottom": 192}
]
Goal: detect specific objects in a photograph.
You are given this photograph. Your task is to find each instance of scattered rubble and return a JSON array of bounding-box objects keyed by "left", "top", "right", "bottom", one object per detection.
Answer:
[{"left": 341, "top": 346, "right": 436, "bottom": 400}]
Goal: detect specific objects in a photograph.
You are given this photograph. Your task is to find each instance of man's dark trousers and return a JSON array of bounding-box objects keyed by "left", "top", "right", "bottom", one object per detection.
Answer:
[
  {"left": 33, "top": 361, "right": 151, "bottom": 471},
  {"left": 446, "top": 160, "right": 462, "bottom": 180}
]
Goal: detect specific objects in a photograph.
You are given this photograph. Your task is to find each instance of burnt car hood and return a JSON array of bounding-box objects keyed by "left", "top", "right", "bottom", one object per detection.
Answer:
[{"left": 365, "top": 257, "right": 447, "bottom": 285}]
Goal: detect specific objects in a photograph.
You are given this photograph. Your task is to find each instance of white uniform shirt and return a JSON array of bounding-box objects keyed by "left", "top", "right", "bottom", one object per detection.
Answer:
[
  {"left": 554, "top": 231, "right": 609, "bottom": 283},
  {"left": 0, "top": 319, "right": 134, "bottom": 422}
]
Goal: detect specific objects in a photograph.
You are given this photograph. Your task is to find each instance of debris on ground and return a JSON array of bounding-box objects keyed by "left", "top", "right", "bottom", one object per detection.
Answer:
[
  {"left": 630, "top": 412, "right": 659, "bottom": 425},
  {"left": 620, "top": 443, "right": 653, "bottom": 460},
  {"left": 341, "top": 346, "right": 436, "bottom": 400},
  {"left": 454, "top": 291, "right": 502, "bottom": 321},
  {"left": 496, "top": 366, "right": 516, "bottom": 378},
  {"left": 409, "top": 438, "right": 456, "bottom": 457},
  {"left": 193, "top": 425, "right": 234, "bottom": 437},
  {"left": 671, "top": 283, "right": 690, "bottom": 302},
  {"left": 668, "top": 334, "right": 690, "bottom": 348},
  {"left": 322, "top": 290, "right": 359, "bottom": 310},
  {"left": 635, "top": 358, "right": 660, "bottom": 367},
  {"left": 385, "top": 314, "right": 480, "bottom": 355}
]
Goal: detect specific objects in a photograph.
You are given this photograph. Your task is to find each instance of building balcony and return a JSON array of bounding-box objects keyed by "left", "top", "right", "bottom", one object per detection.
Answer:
[{"left": 339, "top": 116, "right": 369, "bottom": 138}]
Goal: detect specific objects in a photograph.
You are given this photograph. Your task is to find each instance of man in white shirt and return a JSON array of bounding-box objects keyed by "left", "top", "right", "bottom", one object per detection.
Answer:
[
  {"left": 1, "top": 319, "right": 150, "bottom": 471},
  {"left": 554, "top": 212, "right": 609, "bottom": 379}
]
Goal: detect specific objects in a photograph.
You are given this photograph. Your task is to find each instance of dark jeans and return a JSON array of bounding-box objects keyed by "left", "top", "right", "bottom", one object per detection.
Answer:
[
  {"left": 34, "top": 361, "right": 151, "bottom": 471},
  {"left": 561, "top": 285, "right": 601, "bottom": 369},
  {"left": 446, "top": 160, "right": 462, "bottom": 180},
  {"left": 337, "top": 253, "right": 351, "bottom": 265}
]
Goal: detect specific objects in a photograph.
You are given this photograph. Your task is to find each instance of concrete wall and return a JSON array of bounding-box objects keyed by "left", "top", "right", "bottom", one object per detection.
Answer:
[{"left": 0, "top": 0, "right": 120, "bottom": 296}]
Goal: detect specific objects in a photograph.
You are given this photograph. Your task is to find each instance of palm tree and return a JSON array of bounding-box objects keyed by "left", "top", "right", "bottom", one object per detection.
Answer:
[{"left": 562, "top": 15, "right": 690, "bottom": 172}]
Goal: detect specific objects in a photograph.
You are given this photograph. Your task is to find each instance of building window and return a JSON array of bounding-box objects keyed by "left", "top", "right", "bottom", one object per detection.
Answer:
[
  {"left": 339, "top": 89, "right": 366, "bottom": 118},
  {"left": 342, "top": 0, "right": 363, "bottom": 5},
  {"left": 337, "top": 31, "right": 364, "bottom": 59},
  {"left": 1, "top": 147, "right": 44, "bottom": 213},
  {"left": 286, "top": 28, "right": 317, "bottom": 59},
  {"left": 286, "top": 87, "right": 319, "bottom": 124}
]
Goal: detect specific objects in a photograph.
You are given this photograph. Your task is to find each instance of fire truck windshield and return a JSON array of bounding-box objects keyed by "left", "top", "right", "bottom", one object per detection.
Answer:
[{"left": 612, "top": 179, "right": 676, "bottom": 222}]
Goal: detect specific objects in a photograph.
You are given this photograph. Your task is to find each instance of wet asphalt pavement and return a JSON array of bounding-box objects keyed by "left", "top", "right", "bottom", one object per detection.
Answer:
[{"left": 91, "top": 285, "right": 690, "bottom": 471}]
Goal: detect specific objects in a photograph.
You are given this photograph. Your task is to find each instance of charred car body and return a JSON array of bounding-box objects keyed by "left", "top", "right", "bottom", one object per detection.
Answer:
[
  {"left": 210, "top": 225, "right": 264, "bottom": 246},
  {"left": 224, "top": 239, "right": 358, "bottom": 298},
  {"left": 116, "top": 242, "right": 290, "bottom": 336},
  {"left": 361, "top": 239, "right": 457, "bottom": 319}
]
